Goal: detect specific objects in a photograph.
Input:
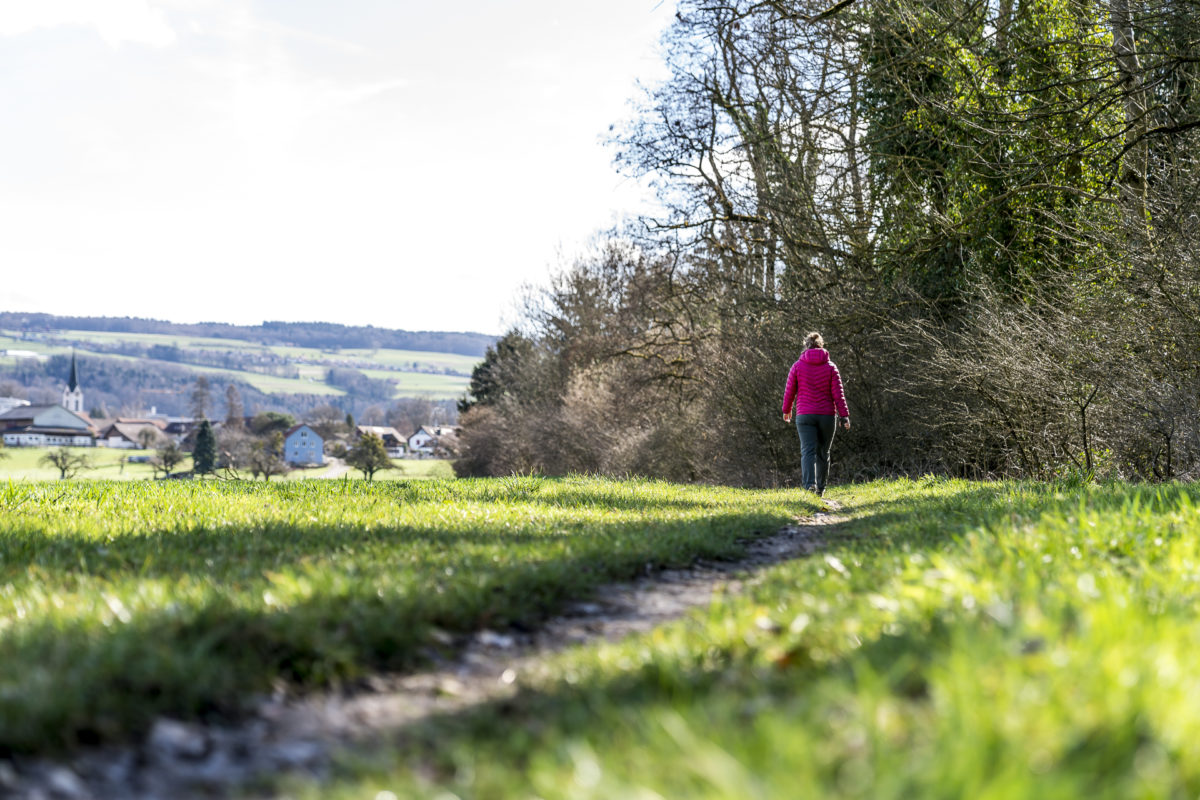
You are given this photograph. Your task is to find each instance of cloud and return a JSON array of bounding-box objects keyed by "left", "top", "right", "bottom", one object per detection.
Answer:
[{"left": 0, "top": 0, "right": 175, "bottom": 48}]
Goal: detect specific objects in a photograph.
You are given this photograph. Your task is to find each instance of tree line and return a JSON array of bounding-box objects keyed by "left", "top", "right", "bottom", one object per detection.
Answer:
[
  {"left": 455, "top": 0, "right": 1200, "bottom": 484},
  {"left": 0, "top": 314, "right": 494, "bottom": 357}
]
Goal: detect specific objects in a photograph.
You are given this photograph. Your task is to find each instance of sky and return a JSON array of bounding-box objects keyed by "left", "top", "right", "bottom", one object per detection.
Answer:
[{"left": 0, "top": 0, "right": 674, "bottom": 335}]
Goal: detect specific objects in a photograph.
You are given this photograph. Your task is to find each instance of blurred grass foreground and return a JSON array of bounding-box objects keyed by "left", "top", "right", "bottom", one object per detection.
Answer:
[{"left": 4, "top": 476, "right": 1200, "bottom": 800}]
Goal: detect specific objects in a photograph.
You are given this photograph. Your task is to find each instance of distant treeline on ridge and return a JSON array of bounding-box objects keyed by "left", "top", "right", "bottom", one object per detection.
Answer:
[{"left": 0, "top": 313, "right": 494, "bottom": 357}]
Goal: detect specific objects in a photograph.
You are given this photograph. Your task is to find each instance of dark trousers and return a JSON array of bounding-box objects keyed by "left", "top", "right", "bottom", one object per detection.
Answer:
[{"left": 795, "top": 414, "right": 836, "bottom": 491}]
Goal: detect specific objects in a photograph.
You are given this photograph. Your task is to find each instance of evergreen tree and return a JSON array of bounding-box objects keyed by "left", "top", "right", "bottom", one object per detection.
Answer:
[{"left": 193, "top": 419, "right": 216, "bottom": 475}]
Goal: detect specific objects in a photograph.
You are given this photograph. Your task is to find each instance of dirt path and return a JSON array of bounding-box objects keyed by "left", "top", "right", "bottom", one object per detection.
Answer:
[
  {"left": 316, "top": 457, "right": 351, "bottom": 479},
  {"left": 3, "top": 504, "right": 847, "bottom": 800}
]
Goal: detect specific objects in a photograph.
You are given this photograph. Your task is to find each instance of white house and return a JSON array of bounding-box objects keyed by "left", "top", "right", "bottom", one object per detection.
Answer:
[
  {"left": 407, "top": 426, "right": 438, "bottom": 457},
  {"left": 284, "top": 424, "right": 324, "bottom": 466},
  {"left": 99, "top": 419, "right": 167, "bottom": 449},
  {"left": 0, "top": 405, "right": 97, "bottom": 447},
  {"left": 404, "top": 425, "right": 462, "bottom": 458}
]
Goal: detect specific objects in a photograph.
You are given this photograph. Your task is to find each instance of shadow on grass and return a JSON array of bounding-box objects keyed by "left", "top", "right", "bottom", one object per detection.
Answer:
[
  {"left": 17, "top": 478, "right": 1191, "bottom": 758},
  {"left": 0, "top": 501, "right": 810, "bottom": 754},
  {"left": 0, "top": 502, "right": 800, "bottom": 584},
  {"left": 340, "top": 530, "right": 1165, "bottom": 800}
]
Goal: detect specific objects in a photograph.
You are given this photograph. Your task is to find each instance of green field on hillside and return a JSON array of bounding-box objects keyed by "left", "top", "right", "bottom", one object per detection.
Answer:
[
  {"left": 0, "top": 329, "right": 477, "bottom": 399},
  {"left": 360, "top": 367, "right": 471, "bottom": 395},
  {"left": 24, "top": 329, "right": 266, "bottom": 351}
]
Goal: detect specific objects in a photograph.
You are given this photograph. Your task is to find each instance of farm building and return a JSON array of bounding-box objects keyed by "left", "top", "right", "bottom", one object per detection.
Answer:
[
  {"left": 99, "top": 418, "right": 167, "bottom": 449},
  {"left": 284, "top": 424, "right": 324, "bottom": 466},
  {"left": 0, "top": 405, "right": 97, "bottom": 447}
]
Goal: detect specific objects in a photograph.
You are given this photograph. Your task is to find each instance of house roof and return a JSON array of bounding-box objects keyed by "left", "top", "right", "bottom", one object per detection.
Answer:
[
  {"left": 3, "top": 425, "right": 96, "bottom": 437},
  {"left": 357, "top": 425, "right": 404, "bottom": 443},
  {"left": 103, "top": 421, "right": 164, "bottom": 443},
  {"left": 284, "top": 424, "right": 321, "bottom": 439},
  {"left": 112, "top": 417, "right": 168, "bottom": 429},
  {"left": 0, "top": 404, "right": 95, "bottom": 431},
  {"left": 0, "top": 404, "right": 55, "bottom": 421}
]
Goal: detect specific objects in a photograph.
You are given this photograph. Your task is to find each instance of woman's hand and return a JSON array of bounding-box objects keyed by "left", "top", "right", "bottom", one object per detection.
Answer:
[
  {"left": 783, "top": 413, "right": 792, "bottom": 423},
  {"left": 841, "top": 417, "right": 851, "bottom": 430}
]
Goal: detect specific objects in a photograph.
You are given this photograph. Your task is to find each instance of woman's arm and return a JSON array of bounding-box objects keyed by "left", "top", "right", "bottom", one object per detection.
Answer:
[
  {"left": 782, "top": 363, "right": 798, "bottom": 421},
  {"left": 830, "top": 364, "right": 849, "bottom": 420}
]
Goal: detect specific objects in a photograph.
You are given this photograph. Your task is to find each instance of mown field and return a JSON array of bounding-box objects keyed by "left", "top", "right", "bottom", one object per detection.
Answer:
[
  {"left": 0, "top": 447, "right": 453, "bottom": 481},
  {"left": 5, "top": 476, "right": 1199, "bottom": 799},
  {"left": 0, "top": 446, "right": 187, "bottom": 480}
]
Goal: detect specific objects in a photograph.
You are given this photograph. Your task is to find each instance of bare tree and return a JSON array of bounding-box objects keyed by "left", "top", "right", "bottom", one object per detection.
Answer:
[
  {"left": 190, "top": 376, "right": 211, "bottom": 420},
  {"left": 137, "top": 427, "right": 162, "bottom": 450},
  {"left": 248, "top": 432, "right": 288, "bottom": 480},
  {"left": 0, "top": 381, "right": 26, "bottom": 399},
  {"left": 40, "top": 448, "right": 92, "bottom": 480},
  {"left": 151, "top": 441, "right": 187, "bottom": 479},
  {"left": 224, "top": 384, "right": 244, "bottom": 429}
]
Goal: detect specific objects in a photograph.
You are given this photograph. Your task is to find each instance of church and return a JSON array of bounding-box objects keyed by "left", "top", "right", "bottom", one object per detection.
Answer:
[{"left": 0, "top": 352, "right": 97, "bottom": 447}]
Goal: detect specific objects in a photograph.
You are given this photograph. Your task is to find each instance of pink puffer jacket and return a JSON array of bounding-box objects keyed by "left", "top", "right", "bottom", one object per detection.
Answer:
[{"left": 782, "top": 348, "right": 850, "bottom": 418}]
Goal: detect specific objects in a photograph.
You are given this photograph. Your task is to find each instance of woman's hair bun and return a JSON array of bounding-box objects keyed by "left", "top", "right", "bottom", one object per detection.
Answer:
[{"left": 805, "top": 331, "right": 825, "bottom": 349}]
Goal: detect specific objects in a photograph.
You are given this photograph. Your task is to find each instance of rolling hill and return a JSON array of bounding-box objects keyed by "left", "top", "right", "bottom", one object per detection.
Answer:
[{"left": 0, "top": 314, "right": 493, "bottom": 418}]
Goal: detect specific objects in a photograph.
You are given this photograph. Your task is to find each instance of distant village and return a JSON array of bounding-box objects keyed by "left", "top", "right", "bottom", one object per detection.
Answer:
[{"left": 0, "top": 354, "right": 460, "bottom": 468}]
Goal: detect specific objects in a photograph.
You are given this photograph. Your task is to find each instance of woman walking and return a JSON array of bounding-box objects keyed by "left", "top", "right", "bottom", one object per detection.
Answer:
[{"left": 781, "top": 332, "right": 850, "bottom": 495}]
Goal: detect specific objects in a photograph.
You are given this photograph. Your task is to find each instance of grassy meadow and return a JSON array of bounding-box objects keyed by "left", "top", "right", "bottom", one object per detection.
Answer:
[
  {"left": 290, "top": 478, "right": 1200, "bottom": 800},
  {"left": 4, "top": 474, "right": 1200, "bottom": 799},
  {"left": 0, "top": 446, "right": 189, "bottom": 480},
  {"left": 0, "top": 477, "right": 816, "bottom": 753},
  {"left": 0, "top": 447, "right": 453, "bottom": 482}
]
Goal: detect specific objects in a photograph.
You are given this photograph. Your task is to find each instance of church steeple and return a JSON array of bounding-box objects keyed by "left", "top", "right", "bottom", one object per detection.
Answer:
[{"left": 62, "top": 350, "right": 84, "bottom": 413}]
